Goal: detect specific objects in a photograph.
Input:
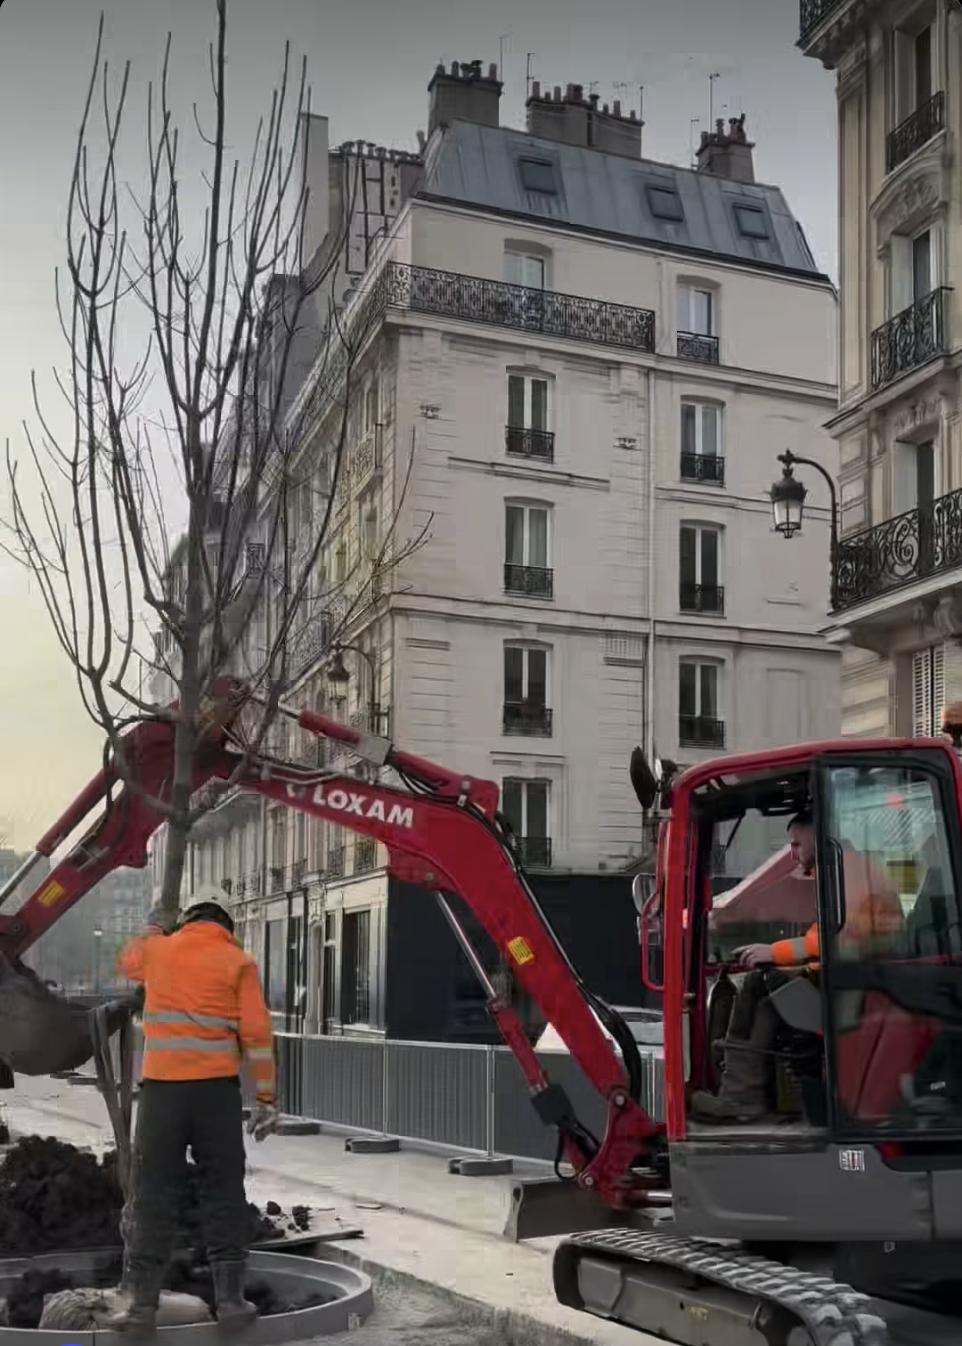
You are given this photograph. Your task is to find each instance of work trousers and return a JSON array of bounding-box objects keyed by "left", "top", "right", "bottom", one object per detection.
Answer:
[{"left": 125, "top": 1076, "right": 248, "bottom": 1275}]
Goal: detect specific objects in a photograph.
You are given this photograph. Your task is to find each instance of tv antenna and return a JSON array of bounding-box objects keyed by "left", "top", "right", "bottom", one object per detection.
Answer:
[
  {"left": 709, "top": 71, "right": 721, "bottom": 125},
  {"left": 525, "top": 52, "right": 534, "bottom": 99},
  {"left": 498, "top": 32, "right": 511, "bottom": 79},
  {"left": 690, "top": 118, "right": 700, "bottom": 166}
]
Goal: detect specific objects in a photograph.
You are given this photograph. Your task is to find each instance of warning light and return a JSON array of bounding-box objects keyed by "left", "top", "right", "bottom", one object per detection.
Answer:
[{"left": 885, "top": 791, "right": 906, "bottom": 809}]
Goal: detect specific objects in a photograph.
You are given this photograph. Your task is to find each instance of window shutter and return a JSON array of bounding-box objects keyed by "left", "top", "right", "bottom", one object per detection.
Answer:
[
  {"left": 933, "top": 643, "right": 946, "bottom": 729},
  {"left": 913, "top": 645, "right": 945, "bottom": 735}
]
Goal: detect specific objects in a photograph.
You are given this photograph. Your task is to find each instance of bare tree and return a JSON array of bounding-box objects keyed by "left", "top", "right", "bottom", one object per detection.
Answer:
[{"left": 3, "top": 1, "right": 428, "bottom": 914}]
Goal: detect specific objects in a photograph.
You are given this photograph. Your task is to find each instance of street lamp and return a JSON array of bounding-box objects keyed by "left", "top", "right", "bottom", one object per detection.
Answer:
[
  {"left": 325, "top": 644, "right": 386, "bottom": 734},
  {"left": 769, "top": 449, "right": 840, "bottom": 611}
]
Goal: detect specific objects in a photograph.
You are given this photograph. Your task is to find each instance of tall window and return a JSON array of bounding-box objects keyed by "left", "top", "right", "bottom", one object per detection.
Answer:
[
  {"left": 679, "top": 660, "right": 724, "bottom": 748},
  {"left": 502, "top": 778, "right": 552, "bottom": 868},
  {"left": 505, "top": 503, "right": 553, "bottom": 598},
  {"left": 504, "top": 251, "right": 546, "bottom": 289},
  {"left": 678, "top": 284, "right": 714, "bottom": 335},
  {"left": 503, "top": 645, "right": 552, "bottom": 735},
  {"left": 680, "top": 403, "right": 724, "bottom": 484},
  {"left": 894, "top": 21, "right": 934, "bottom": 123},
  {"left": 341, "top": 910, "right": 371, "bottom": 1025},
  {"left": 679, "top": 526, "right": 723, "bottom": 614},
  {"left": 912, "top": 644, "right": 945, "bottom": 736},
  {"left": 507, "top": 374, "right": 553, "bottom": 461}
]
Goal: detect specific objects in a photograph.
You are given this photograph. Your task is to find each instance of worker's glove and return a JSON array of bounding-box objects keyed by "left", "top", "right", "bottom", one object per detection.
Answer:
[
  {"left": 145, "top": 907, "right": 179, "bottom": 934},
  {"left": 247, "top": 1099, "right": 280, "bottom": 1143},
  {"left": 734, "top": 943, "right": 775, "bottom": 969}
]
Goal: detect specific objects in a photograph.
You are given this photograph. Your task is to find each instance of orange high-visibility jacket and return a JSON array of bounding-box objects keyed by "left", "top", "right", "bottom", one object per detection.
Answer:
[
  {"left": 118, "top": 920, "right": 276, "bottom": 1103},
  {"left": 771, "top": 852, "right": 904, "bottom": 967}
]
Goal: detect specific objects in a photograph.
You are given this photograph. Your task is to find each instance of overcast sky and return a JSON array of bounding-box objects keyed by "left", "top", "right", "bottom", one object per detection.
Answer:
[{"left": 0, "top": 0, "right": 836, "bottom": 849}]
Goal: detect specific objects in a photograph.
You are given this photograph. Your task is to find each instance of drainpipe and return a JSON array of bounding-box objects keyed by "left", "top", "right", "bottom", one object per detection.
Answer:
[{"left": 645, "top": 366, "right": 657, "bottom": 762}]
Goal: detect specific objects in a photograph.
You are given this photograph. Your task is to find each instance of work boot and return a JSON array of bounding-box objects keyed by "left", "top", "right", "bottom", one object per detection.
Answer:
[
  {"left": 211, "top": 1259, "right": 258, "bottom": 1329},
  {"left": 104, "top": 1265, "right": 163, "bottom": 1337},
  {"left": 689, "top": 1041, "right": 772, "bottom": 1123}
]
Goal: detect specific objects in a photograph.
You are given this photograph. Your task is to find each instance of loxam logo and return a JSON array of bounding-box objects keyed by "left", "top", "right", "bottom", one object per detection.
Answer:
[{"left": 308, "top": 784, "right": 415, "bottom": 829}]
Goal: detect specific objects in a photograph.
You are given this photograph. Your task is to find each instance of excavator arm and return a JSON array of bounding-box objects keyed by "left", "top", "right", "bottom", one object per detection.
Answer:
[{"left": 0, "top": 689, "right": 662, "bottom": 1213}]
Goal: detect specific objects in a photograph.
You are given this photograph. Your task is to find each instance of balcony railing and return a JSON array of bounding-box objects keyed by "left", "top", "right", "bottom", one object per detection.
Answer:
[
  {"left": 352, "top": 424, "right": 383, "bottom": 488},
  {"left": 290, "top": 858, "right": 308, "bottom": 887},
  {"left": 384, "top": 262, "right": 656, "bottom": 352},
  {"left": 677, "top": 331, "right": 719, "bottom": 364},
  {"left": 355, "top": 837, "right": 378, "bottom": 873},
  {"left": 887, "top": 92, "right": 945, "bottom": 174},
  {"left": 505, "top": 426, "right": 554, "bottom": 462},
  {"left": 679, "top": 714, "right": 726, "bottom": 749},
  {"left": 326, "top": 845, "right": 345, "bottom": 879},
  {"left": 679, "top": 583, "right": 725, "bottom": 615},
  {"left": 870, "top": 288, "right": 949, "bottom": 391},
  {"left": 268, "top": 864, "right": 286, "bottom": 893},
  {"left": 833, "top": 486, "right": 962, "bottom": 611},
  {"left": 680, "top": 452, "right": 725, "bottom": 486},
  {"left": 798, "top": 0, "right": 846, "bottom": 39},
  {"left": 503, "top": 702, "right": 553, "bottom": 736},
  {"left": 517, "top": 836, "right": 552, "bottom": 869},
  {"left": 504, "top": 563, "right": 554, "bottom": 599}
]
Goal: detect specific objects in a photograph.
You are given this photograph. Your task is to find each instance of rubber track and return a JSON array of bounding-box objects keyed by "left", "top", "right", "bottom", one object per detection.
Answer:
[{"left": 562, "top": 1228, "right": 891, "bottom": 1346}]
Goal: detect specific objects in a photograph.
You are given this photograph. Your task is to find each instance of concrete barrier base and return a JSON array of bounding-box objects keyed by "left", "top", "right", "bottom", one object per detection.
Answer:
[
  {"left": 448, "top": 1155, "right": 514, "bottom": 1177},
  {"left": 345, "top": 1135, "right": 400, "bottom": 1154}
]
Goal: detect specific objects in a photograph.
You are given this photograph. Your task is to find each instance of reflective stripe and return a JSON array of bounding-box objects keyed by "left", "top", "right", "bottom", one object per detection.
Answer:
[
  {"left": 789, "top": 938, "right": 809, "bottom": 960},
  {"left": 144, "top": 1011, "right": 239, "bottom": 1031},
  {"left": 244, "top": 1048, "right": 274, "bottom": 1062},
  {"left": 144, "top": 1038, "right": 241, "bottom": 1055}
]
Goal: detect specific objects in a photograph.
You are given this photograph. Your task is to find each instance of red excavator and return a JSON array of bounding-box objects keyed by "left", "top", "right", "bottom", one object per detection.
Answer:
[{"left": 2, "top": 681, "right": 962, "bottom": 1346}]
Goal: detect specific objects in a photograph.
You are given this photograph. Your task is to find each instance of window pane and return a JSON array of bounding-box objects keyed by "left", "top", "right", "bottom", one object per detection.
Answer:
[
  {"left": 504, "top": 646, "right": 525, "bottom": 701},
  {"left": 693, "top": 289, "right": 713, "bottom": 335},
  {"left": 526, "top": 782, "right": 549, "bottom": 838},
  {"left": 913, "top": 231, "right": 931, "bottom": 300},
  {"left": 700, "top": 664, "right": 718, "bottom": 718},
  {"left": 522, "top": 254, "right": 546, "bottom": 288},
  {"left": 677, "top": 286, "right": 690, "bottom": 330},
  {"left": 531, "top": 380, "right": 548, "bottom": 430},
  {"left": 914, "top": 26, "right": 932, "bottom": 107},
  {"left": 528, "top": 508, "right": 548, "bottom": 567},
  {"left": 700, "top": 529, "right": 719, "bottom": 587},
  {"left": 527, "top": 648, "right": 547, "bottom": 703},
  {"left": 508, "top": 375, "right": 526, "bottom": 427},
  {"left": 679, "top": 526, "right": 696, "bottom": 584},
  {"left": 502, "top": 779, "right": 523, "bottom": 833},
  {"left": 679, "top": 663, "right": 697, "bottom": 717},
  {"left": 681, "top": 404, "right": 696, "bottom": 455},
  {"left": 701, "top": 406, "right": 719, "bottom": 457},
  {"left": 503, "top": 252, "right": 522, "bottom": 285},
  {"left": 506, "top": 505, "right": 525, "bottom": 564}
]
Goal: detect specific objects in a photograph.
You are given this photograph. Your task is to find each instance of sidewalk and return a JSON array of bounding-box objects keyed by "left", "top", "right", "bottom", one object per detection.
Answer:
[{"left": 4, "top": 1076, "right": 656, "bottom": 1346}]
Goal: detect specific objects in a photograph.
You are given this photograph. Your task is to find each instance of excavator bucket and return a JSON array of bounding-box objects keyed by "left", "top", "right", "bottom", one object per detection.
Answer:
[{"left": 0, "top": 953, "right": 130, "bottom": 1080}]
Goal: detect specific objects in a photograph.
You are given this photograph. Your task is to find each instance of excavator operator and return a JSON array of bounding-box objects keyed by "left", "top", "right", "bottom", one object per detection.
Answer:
[
  {"left": 691, "top": 810, "right": 904, "bottom": 1123},
  {"left": 109, "top": 896, "right": 279, "bottom": 1335}
]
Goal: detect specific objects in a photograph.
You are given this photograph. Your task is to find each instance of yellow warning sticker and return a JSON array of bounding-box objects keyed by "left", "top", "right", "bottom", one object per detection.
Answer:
[
  {"left": 37, "top": 881, "right": 66, "bottom": 909},
  {"left": 507, "top": 936, "right": 534, "bottom": 965}
]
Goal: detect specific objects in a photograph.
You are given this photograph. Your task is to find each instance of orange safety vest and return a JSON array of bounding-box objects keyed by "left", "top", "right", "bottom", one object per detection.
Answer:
[
  {"left": 117, "top": 920, "right": 276, "bottom": 1103},
  {"left": 771, "top": 854, "right": 903, "bottom": 968}
]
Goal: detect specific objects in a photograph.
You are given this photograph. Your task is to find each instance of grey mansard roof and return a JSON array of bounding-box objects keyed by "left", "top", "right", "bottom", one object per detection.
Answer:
[{"left": 418, "top": 120, "right": 829, "bottom": 283}]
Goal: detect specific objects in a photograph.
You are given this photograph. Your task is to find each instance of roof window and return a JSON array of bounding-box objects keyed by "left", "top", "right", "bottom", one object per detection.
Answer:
[
  {"left": 518, "top": 158, "right": 558, "bottom": 195},
  {"left": 733, "top": 204, "right": 769, "bottom": 239},
  {"left": 646, "top": 184, "right": 684, "bottom": 222}
]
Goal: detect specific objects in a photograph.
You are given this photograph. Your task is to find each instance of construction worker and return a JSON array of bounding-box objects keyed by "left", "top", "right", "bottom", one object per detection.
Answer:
[
  {"left": 110, "top": 896, "right": 279, "bottom": 1334},
  {"left": 691, "top": 810, "right": 903, "bottom": 1122}
]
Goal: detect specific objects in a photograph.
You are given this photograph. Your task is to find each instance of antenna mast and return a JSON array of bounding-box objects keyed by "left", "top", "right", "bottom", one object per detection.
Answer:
[
  {"left": 709, "top": 71, "right": 720, "bottom": 126},
  {"left": 526, "top": 52, "right": 534, "bottom": 99},
  {"left": 499, "top": 32, "right": 511, "bottom": 79}
]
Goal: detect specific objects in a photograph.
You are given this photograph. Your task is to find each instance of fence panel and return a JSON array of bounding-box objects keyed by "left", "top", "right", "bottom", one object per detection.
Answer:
[
  {"left": 492, "top": 1047, "right": 609, "bottom": 1162},
  {"left": 282, "top": 1035, "right": 384, "bottom": 1131},
  {"left": 385, "top": 1041, "right": 488, "bottom": 1151}
]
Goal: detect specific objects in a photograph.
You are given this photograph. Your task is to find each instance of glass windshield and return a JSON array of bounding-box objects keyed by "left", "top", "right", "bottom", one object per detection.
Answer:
[{"left": 819, "top": 755, "right": 962, "bottom": 1136}]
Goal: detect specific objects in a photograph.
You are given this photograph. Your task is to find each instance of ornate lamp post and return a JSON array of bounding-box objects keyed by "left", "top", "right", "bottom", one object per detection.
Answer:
[{"left": 769, "top": 449, "right": 840, "bottom": 611}]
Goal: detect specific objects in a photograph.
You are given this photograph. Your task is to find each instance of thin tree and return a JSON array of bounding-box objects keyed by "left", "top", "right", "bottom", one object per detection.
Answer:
[{"left": 3, "top": 1, "right": 428, "bottom": 915}]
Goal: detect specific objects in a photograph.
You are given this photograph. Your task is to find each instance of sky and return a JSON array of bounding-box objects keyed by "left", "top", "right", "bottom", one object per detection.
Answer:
[{"left": 0, "top": 0, "right": 836, "bottom": 848}]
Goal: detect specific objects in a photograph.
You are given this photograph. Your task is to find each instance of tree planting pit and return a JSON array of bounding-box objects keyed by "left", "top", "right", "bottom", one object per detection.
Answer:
[{"left": 0, "top": 1248, "right": 373, "bottom": 1342}]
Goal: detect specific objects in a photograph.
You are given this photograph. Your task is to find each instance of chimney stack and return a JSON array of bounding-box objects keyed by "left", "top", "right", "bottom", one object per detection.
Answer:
[
  {"left": 525, "top": 81, "right": 642, "bottom": 157},
  {"left": 695, "top": 113, "right": 755, "bottom": 183},
  {"left": 428, "top": 59, "right": 503, "bottom": 136}
]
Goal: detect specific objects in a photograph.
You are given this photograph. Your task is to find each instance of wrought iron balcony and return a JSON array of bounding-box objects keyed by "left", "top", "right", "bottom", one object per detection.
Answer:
[
  {"left": 887, "top": 92, "right": 945, "bottom": 174},
  {"left": 677, "top": 331, "right": 719, "bottom": 364},
  {"left": 798, "top": 0, "right": 846, "bottom": 40},
  {"left": 505, "top": 426, "right": 555, "bottom": 462},
  {"left": 504, "top": 563, "right": 554, "bottom": 598},
  {"left": 679, "top": 714, "right": 726, "bottom": 749},
  {"left": 870, "top": 288, "right": 949, "bottom": 391},
  {"left": 352, "top": 424, "right": 383, "bottom": 487},
  {"left": 503, "top": 701, "right": 553, "bottom": 736},
  {"left": 268, "top": 864, "right": 286, "bottom": 893},
  {"left": 383, "top": 262, "right": 656, "bottom": 353},
  {"left": 680, "top": 452, "right": 725, "bottom": 486},
  {"left": 833, "top": 486, "right": 962, "bottom": 611},
  {"left": 290, "top": 857, "right": 308, "bottom": 887},
  {"left": 517, "top": 836, "right": 552, "bottom": 869},
  {"left": 355, "top": 837, "right": 378, "bottom": 873},
  {"left": 679, "top": 582, "right": 725, "bottom": 615}
]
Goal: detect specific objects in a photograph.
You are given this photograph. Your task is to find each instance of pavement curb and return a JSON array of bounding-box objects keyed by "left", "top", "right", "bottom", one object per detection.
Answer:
[{"left": 323, "top": 1241, "right": 606, "bottom": 1346}]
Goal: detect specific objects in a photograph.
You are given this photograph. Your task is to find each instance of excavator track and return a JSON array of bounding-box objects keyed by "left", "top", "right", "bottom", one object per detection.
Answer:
[{"left": 555, "top": 1228, "right": 890, "bottom": 1345}]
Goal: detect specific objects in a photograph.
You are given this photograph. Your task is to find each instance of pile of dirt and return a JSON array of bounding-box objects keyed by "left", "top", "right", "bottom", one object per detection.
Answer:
[{"left": 0, "top": 1137, "right": 310, "bottom": 1256}]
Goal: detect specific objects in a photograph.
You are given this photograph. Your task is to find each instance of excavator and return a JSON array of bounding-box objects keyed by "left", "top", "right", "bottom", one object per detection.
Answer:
[{"left": 1, "top": 678, "right": 961, "bottom": 1346}]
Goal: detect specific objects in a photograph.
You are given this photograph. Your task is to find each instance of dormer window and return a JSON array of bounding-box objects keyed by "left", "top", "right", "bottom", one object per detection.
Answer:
[
  {"left": 734, "top": 204, "right": 769, "bottom": 239},
  {"left": 647, "top": 184, "right": 684, "bottom": 222},
  {"left": 518, "top": 158, "right": 558, "bottom": 195}
]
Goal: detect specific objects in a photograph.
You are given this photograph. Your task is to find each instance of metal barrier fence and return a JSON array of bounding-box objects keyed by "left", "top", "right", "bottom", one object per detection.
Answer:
[
  {"left": 274, "top": 1034, "right": 665, "bottom": 1163},
  {"left": 115, "top": 1029, "right": 664, "bottom": 1163}
]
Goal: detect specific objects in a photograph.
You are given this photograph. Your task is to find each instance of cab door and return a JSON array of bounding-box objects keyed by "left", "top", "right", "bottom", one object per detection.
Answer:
[{"left": 813, "top": 748, "right": 962, "bottom": 1140}]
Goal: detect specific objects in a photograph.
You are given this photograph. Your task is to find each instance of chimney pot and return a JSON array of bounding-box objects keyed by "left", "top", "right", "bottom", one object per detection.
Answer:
[
  {"left": 451, "top": 60, "right": 459, "bottom": 76},
  {"left": 700, "top": 130, "right": 709, "bottom": 146},
  {"left": 715, "top": 118, "right": 724, "bottom": 135},
  {"left": 434, "top": 63, "right": 445, "bottom": 77},
  {"left": 565, "top": 83, "right": 574, "bottom": 99},
  {"left": 613, "top": 99, "right": 621, "bottom": 117},
  {"left": 532, "top": 80, "right": 541, "bottom": 98},
  {"left": 553, "top": 86, "right": 562, "bottom": 101},
  {"left": 573, "top": 84, "right": 584, "bottom": 101},
  {"left": 602, "top": 102, "right": 609, "bottom": 113},
  {"left": 589, "top": 92, "right": 599, "bottom": 105},
  {"left": 488, "top": 62, "right": 498, "bottom": 80},
  {"left": 629, "top": 109, "right": 637, "bottom": 121}
]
